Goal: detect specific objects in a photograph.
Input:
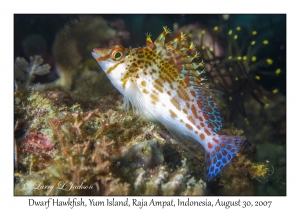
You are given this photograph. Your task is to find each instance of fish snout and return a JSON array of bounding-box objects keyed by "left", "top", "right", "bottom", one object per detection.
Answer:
[{"left": 92, "top": 48, "right": 111, "bottom": 61}]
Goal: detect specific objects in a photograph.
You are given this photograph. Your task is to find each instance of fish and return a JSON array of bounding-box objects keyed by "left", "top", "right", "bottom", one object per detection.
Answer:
[{"left": 92, "top": 26, "right": 246, "bottom": 181}]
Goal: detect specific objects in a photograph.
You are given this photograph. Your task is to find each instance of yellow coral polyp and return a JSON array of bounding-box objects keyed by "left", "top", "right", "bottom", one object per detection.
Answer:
[
  {"left": 263, "top": 40, "right": 269, "bottom": 45},
  {"left": 266, "top": 59, "right": 273, "bottom": 65},
  {"left": 249, "top": 162, "right": 273, "bottom": 182}
]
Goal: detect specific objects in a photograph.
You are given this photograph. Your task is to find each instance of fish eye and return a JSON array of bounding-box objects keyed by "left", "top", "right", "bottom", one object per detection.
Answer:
[
  {"left": 112, "top": 50, "right": 123, "bottom": 61},
  {"left": 114, "top": 52, "right": 122, "bottom": 58}
]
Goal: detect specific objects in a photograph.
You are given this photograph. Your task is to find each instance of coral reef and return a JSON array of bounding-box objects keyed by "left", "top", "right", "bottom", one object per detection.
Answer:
[
  {"left": 13, "top": 81, "right": 274, "bottom": 196},
  {"left": 14, "top": 14, "right": 286, "bottom": 196},
  {"left": 14, "top": 87, "right": 205, "bottom": 195}
]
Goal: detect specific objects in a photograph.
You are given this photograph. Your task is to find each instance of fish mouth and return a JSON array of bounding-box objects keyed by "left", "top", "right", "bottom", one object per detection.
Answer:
[
  {"left": 91, "top": 48, "right": 102, "bottom": 59},
  {"left": 92, "top": 48, "right": 102, "bottom": 53},
  {"left": 91, "top": 51, "right": 97, "bottom": 60}
]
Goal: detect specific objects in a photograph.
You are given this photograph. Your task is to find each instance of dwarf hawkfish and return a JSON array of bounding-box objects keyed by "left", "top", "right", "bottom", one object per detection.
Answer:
[{"left": 92, "top": 26, "right": 246, "bottom": 181}]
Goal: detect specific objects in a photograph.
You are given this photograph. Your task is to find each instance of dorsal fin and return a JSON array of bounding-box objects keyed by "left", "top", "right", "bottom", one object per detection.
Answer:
[
  {"left": 153, "top": 26, "right": 171, "bottom": 47},
  {"left": 195, "top": 87, "right": 223, "bottom": 132},
  {"left": 145, "top": 32, "right": 155, "bottom": 49},
  {"left": 147, "top": 27, "right": 205, "bottom": 80},
  {"left": 146, "top": 27, "right": 224, "bottom": 132}
]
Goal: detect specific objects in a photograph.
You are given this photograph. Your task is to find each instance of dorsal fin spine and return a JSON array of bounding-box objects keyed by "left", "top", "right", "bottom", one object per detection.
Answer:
[
  {"left": 146, "top": 32, "right": 155, "bottom": 48},
  {"left": 154, "top": 26, "right": 171, "bottom": 47}
]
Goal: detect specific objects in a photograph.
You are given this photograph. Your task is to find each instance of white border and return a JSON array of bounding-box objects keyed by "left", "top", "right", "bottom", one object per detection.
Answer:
[{"left": 3, "top": 0, "right": 293, "bottom": 209}]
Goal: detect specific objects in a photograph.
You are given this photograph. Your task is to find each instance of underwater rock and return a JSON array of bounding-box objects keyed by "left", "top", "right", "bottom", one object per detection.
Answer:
[
  {"left": 69, "top": 69, "right": 116, "bottom": 102},
  {"left": 120, "top": 139, "right": 164, "bottom": 169},
  {"left": 184, "top": 177, "right": 207, "bottom": 196},
  {"left": 161, "top": 172, "right": 186, "bottom": 195},
  {"left": 144, "top": 166, "right": 169, "bottom": 195},
  {"left": 133, "top": 168, "right": 146, "bottom": 192}
]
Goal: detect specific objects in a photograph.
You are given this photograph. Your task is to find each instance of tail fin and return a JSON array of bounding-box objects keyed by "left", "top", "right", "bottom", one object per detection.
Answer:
[{"left": 205, "top": 135, "right": 246, "bottom": 181}]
